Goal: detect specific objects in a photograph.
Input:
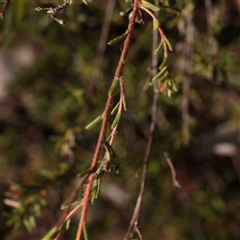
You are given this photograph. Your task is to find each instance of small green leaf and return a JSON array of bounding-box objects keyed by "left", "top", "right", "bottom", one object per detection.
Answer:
[
  {"left": 149, "top": 75, "right": 169, "bottom": 86},
  {"left": 171, "top": 79, "right": 178, "bottom": 92},
  {"left": 82, "top": 0, "right": 88, "bottom": 5},
  {"left": 42, "top": 227, "right": 58, "bottom": 240},
  {"left": 155, "top": 41, "right": 163, "bottom": 53},
  {"left": 167, "top": 88, "right": 172, "bottom": 98},
  {"left": 167, "top": 79, "right": 172, "bottom": 87},
  {"left": 164, "top": 36, "right": 173, "bottom": 51},
  {"left": 108, "top": 79, "right": 119, "bottom": 96},
  {"left": 167, "top": 78, "right": 178, "bottom": 92},
  {"left": 104, "top": 141, "right": 115, "bottom": 159},
  {"left": 108, "top": 32, "right": 128, "bottom": 45},
  {"left": 159, "top": 57, "right": 168, "bottom": 70},
  {"left": 111, "top": 113, "right": 121, "bottom": 129},
  {"left": 123, "top": 96, "right": 127, "bottom": 111},
  {"left": 28, "top": 216, "right": 36, "bottom": 230},
  {"left": 151, "top": 66, "right": 167, "bottom": 82},
  {"left": 111, "top": 102, "right": 120, "bottom": 115},
  {"left": 96, "top": 178, "right": 101, "bottom": 198},
  {"left": 153, "top": 19, "right": 159, "bottom": 31},
  {"left": 85, "top": 115, "right": 102, "bottom": 130},
  {"left": 23, "top": 219, "right": 31, "bottom": 232},
  {"left": 66, "top": 219, "right": 71, "bottom": 230},
  {"left": 141, "top": 1, "right": 160, "bottom": 12},
  {"left": 91, "top": 180, "right": 102, "bottom": 204},
  {"left": 76, "top": 168, "right": 93, "bottom": 177},
  {"left": 91, "top": 184, "right": 97, "bottom": 204},
  {"left": 95, "top": 166, "right": 103, "bottom": 177},
  {"left": 83, "top": 223, "right": 89, "bottom": 240}
]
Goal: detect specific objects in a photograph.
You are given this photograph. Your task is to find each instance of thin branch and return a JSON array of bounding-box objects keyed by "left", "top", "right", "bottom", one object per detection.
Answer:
[
  {"left": 135, "top": 227, "right": 143, "bottom": 240},
  {"left": 35, "top": 0, "right": 70, "bottom": 25},
  {"left": 76, "top": 96, "right": 113, "bottom": 240},
  {"left": 54, "top": 202, "right": 83, "bottom": 240},
  {"left": 124, "top": 3, "right": 160, "bottom": 238},
  {"left": 163, "top": 152, "right": 181, "bottom": 188},
  {"left": 140, "top": 5, "right": 168, "bottom": 59},
  {"left": 0, "top": 0, "right": 10, "bottom": 19},
  {"left": 53, "top": 173, "right": 90, "bottom": 237},
  {"left": 76, "top": 1, "right": 141, "bottom": 239}
]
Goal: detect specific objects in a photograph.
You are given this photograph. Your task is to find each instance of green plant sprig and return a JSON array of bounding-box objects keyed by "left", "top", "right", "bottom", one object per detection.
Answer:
[{"left": 140, "top": 4, "right": 178, "bottom": 97}]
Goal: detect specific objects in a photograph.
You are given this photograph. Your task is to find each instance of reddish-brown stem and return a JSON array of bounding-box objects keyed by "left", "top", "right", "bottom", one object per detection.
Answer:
[
  {"left": 76, "top": 96, "right": 113, "bottom": 240},
  {"left": 53, "top": 173, "right": 90, "bottom": 239},
  {"left": 76, "top": 1, "right": 141, "bottom": 239},
  {"left": 54, "top": 202, "right": 83, "bottom": 240},
  {"left": 140, "top": 5, "right": 168, "bottom": 59}
]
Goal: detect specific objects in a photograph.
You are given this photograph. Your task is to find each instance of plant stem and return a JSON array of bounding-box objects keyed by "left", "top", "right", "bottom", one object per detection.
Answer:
[{"left": 75, "top": 1, "right": 141, "bottom": 239}]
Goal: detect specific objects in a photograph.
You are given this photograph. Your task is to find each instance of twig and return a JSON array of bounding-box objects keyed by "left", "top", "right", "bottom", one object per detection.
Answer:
[
  {"left": 53, "top": 173, "right": 90, "bottom": 239},
  {"left": 53, "top": 202, "right": 83, "bottom": 240},
  {"left": 0, "top": 0, "right": 10, "bottom": 19},
  {"left": 163, "top": 152, "right": 181, "bottom": 188},
  {"left": 140, "top": 5, "right": 168, "bottom": 59},
  {"left": 124, "top": 3, "right": 160, "bottom": 238},
  {"left": 35, "top": 0, "right": 70, "bottom": 25},
  {"left": 76, "top": 1, "right": 141, "bottom": 239},
  {"left": 135, "top": 226, "right": 143, "bottom": 240}
]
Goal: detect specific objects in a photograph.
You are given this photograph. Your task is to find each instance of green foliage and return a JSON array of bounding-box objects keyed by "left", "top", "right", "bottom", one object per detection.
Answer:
[{"left": 1, "top": 0, "right": 240, "bottom": 239}]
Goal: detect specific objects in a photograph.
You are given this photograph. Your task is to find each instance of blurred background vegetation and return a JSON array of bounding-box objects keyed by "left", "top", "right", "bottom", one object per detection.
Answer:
[{"left": 1, "top": 0, "right": 240, "bottom": 239}]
